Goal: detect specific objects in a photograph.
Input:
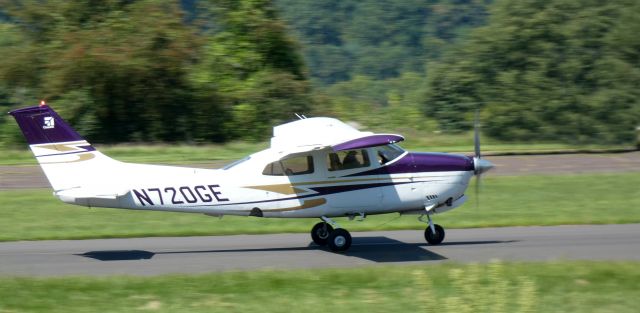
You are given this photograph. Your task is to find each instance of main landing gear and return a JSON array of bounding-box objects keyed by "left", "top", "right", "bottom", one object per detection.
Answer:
[
  {"left": 311, "top": 214, "right": 445, "bottom": 252},
  {"left": 420, "top": 214, "right": 445, "bottom": 245},
  {"left": 311, "top": 216, "right": 352, "bottom": 252}
]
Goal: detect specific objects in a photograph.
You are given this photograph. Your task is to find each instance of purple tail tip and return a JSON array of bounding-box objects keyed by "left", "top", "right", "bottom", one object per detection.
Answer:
[{"left": 9, "top": 104, "right": 86, "bottom": 145}]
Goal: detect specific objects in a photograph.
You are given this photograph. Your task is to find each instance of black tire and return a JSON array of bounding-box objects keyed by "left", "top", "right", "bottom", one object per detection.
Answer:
[
  {"left": 311, "top": 222, "right": 334, "bottom": 245},
  {"left": 327, "top": 228, "right": 352, "bottom": 252},
  {"left": 424, "top": 224, "right": 445, "bottom": 245}
]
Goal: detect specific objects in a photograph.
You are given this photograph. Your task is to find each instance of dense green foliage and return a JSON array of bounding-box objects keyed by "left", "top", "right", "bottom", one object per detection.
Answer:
[
  {"left": 0, "top": 0, "right": 310, "bottom": 144},
  {"left": 275, "top": 0, "right": 490, "bottom": 85},
  {"left": 0, "top": 0, "right": 638, "bottom": 146},
  {"left": 425, "top": 0, "right": 640, "bottom": 143},
  {"left": 275, "top": 0, "right": 490, "bottom": 132},
  {"left": 276, "top": 0, "right": 639, "bottom": 144}
]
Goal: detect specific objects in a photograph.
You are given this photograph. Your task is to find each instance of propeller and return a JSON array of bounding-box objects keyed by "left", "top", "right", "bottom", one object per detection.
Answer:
[
  {"left": 472, "top": 110, "right": 494, "bottom": 208},
  {"left": 474, "top": 110, "right": 481, "bottom": 159}
]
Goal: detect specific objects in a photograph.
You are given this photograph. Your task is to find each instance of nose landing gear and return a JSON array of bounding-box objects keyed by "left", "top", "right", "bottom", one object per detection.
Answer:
[
  {"left": 424, "top": 224, "right": 445, "bottom": 244},
  {"left": 419, "top": 214, "right": 445, "bottom": 245}
]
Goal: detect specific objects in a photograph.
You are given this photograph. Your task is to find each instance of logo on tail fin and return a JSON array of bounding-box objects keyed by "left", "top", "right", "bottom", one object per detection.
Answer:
[{"left": 43, "top": 116, "right": 55, "bottom": 129}]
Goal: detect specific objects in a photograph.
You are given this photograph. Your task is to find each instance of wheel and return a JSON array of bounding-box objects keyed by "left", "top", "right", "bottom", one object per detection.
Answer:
[
  {"left": 311, "top": 222, "right": 334, "bottom": 245},
  {"left": 424, "top": 224, "right": 445, "bottom": 245},
  {"left": 327, "top": 228, "right": 352, "bottom": 252}
]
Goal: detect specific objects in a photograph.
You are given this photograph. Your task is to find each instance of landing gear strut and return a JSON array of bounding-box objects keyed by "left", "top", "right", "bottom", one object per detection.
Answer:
[
  {"left": 310, "top": 216, "right": 352, "bottom": 252},
  {"left": 420, "top": 214, "right": 445, "bottom": 245}
]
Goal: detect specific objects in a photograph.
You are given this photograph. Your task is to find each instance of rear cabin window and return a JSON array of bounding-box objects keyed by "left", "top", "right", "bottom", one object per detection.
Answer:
[
  {"left": 262, "top": 155, "right": 314, "bottom": 176},
  {"left": 327, "top": 149, "right": 370, "bottom": 171}
]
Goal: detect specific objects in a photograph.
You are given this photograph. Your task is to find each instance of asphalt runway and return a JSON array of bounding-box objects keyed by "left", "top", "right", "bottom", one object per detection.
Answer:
[
  {"left": 0, "top": 224, "right": 638, "bottom": 276},
  {"left": 1, "top": 152, "right": 638, "bottom": 190}
]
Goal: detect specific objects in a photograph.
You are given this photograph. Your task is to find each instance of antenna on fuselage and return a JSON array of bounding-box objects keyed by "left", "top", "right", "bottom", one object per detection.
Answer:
[{"left": 294, "top": 113, "right": 307, "bottom": 120}]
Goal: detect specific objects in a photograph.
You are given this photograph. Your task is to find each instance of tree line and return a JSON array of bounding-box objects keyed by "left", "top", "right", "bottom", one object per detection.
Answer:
[
  {"left": 1, "top": 0, "right": 638, "bottom": 146},
  {"left": 0, "top": 0, "right": 311, "bottom": 144},
  {"left": 424, "top": 0, "right": 640, "bottom": 143}
]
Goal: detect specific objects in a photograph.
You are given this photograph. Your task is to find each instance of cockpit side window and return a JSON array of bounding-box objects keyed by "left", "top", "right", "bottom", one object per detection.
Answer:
[
  {"left": 327, "top": 149, "right": 370, "bottom": 171},
  {"left": 375, "top": 144, "right": 405, "bottom": 165},
  {"left": 262, "top": 155, "right": 314, "bottom": 176}
]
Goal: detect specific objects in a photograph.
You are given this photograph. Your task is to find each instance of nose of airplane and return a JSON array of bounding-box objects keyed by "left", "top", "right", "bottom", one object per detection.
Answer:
[
  {"left": 473, "top": 157, "right": 494, "bottom": 175},
  {"left": 410, "top": 153, "right": 475, "bottom": 172}
]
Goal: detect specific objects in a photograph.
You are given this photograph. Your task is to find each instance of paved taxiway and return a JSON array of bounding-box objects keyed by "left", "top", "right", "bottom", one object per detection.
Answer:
[{"left": 0, "top": 224, "right": 638, "bottom": 276}]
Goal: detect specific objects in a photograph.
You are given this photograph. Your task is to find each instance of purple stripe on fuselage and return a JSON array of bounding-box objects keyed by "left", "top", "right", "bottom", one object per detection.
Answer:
[
  {"left": 36, "top": 149, "right": 95, "bottom": 158},
  {"left": 194, "top": 181, "right": 412, "bottom": 208},
  {"left": 78, "top": 145, "right": 96, "bottom": 151},
  {"left": 333, "top": 134, "right": 404, "bottom": 151},
  {"left": 9, "top": 105, "right": 85, "bottom": 145},
  {"left": 345, "top": 152, "right": 474, "bottom": 177},
  {"left": 309, "top": 182, "right": 404, "bottom": 195}
]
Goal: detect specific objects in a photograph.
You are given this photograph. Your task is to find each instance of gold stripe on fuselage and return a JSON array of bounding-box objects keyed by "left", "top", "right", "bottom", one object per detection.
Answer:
[
  {"left": 33, "top": 141, "right": 89, "bottom": 153},
  {"left": 245, "top": 184, "right": 308, "bottom": 195},
  {"left": 266, "top": 198, "right": 327, "bottom": 212}
]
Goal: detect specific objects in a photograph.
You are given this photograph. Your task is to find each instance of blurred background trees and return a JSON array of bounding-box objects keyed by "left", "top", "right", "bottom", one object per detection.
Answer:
[
  {"left": 0, "top": 0, "right": 638, "bottom": 146},
  {"left": 0, "top": 0, "right": 310, "bottom": 144},
  {"left": 424, "top": 0, "right": 640, "bottom": 143}
]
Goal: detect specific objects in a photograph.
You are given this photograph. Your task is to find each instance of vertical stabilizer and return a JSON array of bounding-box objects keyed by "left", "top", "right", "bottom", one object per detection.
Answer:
[{"left": 9, "top": 104, "right": 121, "bottom": 191}]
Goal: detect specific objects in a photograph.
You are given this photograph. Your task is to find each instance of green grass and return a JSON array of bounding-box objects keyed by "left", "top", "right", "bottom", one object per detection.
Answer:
[
  {"left": 0, "top": 261, "right": 638, "bottom": 312},
  {"left": 0, "top": 173, "right": 638, "bottom": 241}
]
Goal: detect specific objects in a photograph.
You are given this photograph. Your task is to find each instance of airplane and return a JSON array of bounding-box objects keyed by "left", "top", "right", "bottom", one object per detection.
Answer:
[{"left": 9, "top": 102, "right": 494, "bottom": 252}]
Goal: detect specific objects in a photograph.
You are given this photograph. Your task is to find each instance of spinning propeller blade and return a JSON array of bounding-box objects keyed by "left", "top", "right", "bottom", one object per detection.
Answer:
[
  {"left": 475, "top": 171, "right": 481, "bottom": 209},
  {"left": 474, "top": 110, "right": 481, "bottom": 159},
  {"left": 472, "top": 110, "right": 494, "bottom": 208}
]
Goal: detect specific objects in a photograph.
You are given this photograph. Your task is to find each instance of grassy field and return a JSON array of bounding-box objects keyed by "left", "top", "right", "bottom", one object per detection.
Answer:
[
  {"left": 0, "top": 261, "right": 638, "bottom": 312},
  {"left": 0, "top": 173, "right": 638, "bottom": 241}
]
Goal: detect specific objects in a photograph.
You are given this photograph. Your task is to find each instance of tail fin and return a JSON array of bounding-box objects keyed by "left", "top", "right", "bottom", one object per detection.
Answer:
[{"left": 9, "top": 103, "right": 120, "bottom": 191}]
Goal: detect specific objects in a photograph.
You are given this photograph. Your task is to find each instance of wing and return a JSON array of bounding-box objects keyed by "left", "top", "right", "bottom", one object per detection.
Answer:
[
  {"left": 270, "top": 117, "right": 404, "bottom": 159},
  {"left": 332, "top": 134, "right": 404, "bottom": 151}
]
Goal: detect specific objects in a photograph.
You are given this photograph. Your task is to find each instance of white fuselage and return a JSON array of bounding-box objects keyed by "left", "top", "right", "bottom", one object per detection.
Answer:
[{"left": 57, "top": 147, "right": 473, "bottom": 218}]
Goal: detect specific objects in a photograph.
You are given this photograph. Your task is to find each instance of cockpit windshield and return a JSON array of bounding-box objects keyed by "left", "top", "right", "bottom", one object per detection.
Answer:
[{"left": 375, "top": 144, "right": 405, "bottom": 165}]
